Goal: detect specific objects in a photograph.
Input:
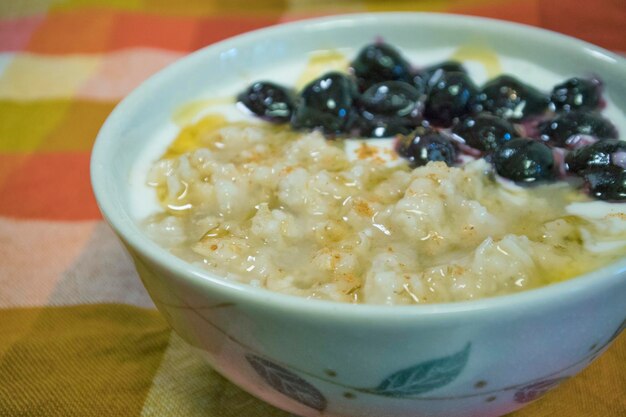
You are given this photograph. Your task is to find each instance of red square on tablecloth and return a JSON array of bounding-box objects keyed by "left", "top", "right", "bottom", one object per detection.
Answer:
[
  {"left": 0, "top": 152, "right": 100, "bottom": 220},
  {"left": 191, "top": 16, "right": 279, "bottom": 50},
  {"left": 109, "top": 12, "right": 198, "bottom": 52},
  {"left": 538, "top": 0, "right": 626, "bottom": 52},
  {"left": 450, "top": 0, "right": 540, "bottom": 26},
  {"left": 0, "top": 15, "right": 45, "bottom": 52},
  {"left": 25, "top": 10, "right": 116, "bottom": 54}
]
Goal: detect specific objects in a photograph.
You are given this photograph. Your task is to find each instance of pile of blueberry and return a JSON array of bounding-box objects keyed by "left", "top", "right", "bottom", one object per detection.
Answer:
[{"left": 237, "top": 42, "right": 625, "bottom": 201}]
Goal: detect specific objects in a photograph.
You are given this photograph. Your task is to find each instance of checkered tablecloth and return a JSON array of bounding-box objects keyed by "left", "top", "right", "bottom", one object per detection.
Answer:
[{"left": 0, "top": 0, "right": 624, "bottom": 415}]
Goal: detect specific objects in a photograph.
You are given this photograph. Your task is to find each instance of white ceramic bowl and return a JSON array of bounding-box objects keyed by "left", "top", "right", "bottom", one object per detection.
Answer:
[{"left": 91, "top": 13, "right": 626, "bottom": 417}]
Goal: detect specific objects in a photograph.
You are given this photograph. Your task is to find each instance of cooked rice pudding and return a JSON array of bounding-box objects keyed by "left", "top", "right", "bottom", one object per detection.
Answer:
[{"left": 139, "top": 44, "right": 626, "bottom": 304}]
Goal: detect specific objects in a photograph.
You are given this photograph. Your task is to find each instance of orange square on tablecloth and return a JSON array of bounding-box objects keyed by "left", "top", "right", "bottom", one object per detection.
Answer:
[
  {"left": 0, "top": 152, "right": 100, "bottom": 220},
  {"left": 0, "top": 154, "right": 29, "bottom": 189},
  {"left": 109, "top": 12, "right": 198, "bottom": 52},
  {"left": 25, "top": 9, "right": 116, "bottom": 54},
  {"left": 40, "top": 100, "right": 117, "bottom": 152}
]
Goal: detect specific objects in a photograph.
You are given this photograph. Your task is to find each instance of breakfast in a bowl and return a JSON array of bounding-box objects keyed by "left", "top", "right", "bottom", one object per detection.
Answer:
[
  {"left": 140, "top": 42, "right": 626, "bottom": 305},
  {"left": 92, "top": 14, "right": 626, "bottom": 417}
]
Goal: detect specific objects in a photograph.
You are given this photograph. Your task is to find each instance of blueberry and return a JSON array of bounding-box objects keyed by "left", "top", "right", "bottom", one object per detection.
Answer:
[
  {"left": 583, "top": 166, "right": 626, "bottom": 201},
  {"left": 237, "top": 81, "right": 295, "bottom": 123},
  {"left": 493, "top": 138, "right": 556, "bottom": 184},
  {"left": 359, "top": 81, "right": 421, "bottom": 116},
  {"left": 291, "top": 72, "right": 358, "bottom": 135},
  {"left": 426, "top": 60, "right": 467, "bottom": 75},
  {"left": 350, "top": 43, "right": 412, "bottom": 91},
  {"left": 550, "top": 77, "right": 602, "bottom": 112},
  {"left": 539, "top": 111, "right": 618, "bottom": 147},
  {"left": 473, "top": 75, "right": 550, "bottom": 121},
  {"left": 354, "top": 116, "right": 417, "bottom": 138},
  {"left": 565, "top": 139, "right": 626, "bottom": 174},
  {"left": 396, "top": 127, "right": 457, "bottom": 167},
  {"left": 355, "top": 81, "right": 422, "bottom": 137},
  {"left": 452, "top": 113, "right": 518, "bottom": 153},
  {"left": 413, "top": 60, "right": 467, "bottom": 92},
  {"left": 423, "top": 71, "right": 478, "bottom": 127}
]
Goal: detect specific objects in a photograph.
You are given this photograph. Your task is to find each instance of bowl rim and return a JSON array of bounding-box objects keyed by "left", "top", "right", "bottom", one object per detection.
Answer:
[{"left": 91, "top": 11, "right": 626, "bottom": 319}]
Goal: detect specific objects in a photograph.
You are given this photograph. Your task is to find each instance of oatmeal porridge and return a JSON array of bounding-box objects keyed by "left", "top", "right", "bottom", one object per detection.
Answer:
[{"left": 139, "top": 43, "right": 626, "bottom": 304}]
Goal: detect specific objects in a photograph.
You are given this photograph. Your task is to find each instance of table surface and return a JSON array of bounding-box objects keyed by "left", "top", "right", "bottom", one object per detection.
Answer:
[{"left": 0, "top": 0, "right": 624, "bottom": 416}]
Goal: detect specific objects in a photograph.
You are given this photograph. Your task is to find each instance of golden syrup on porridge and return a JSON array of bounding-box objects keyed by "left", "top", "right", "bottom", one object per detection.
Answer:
[{"left": 146, "top": 117, "right": 626, "bottom": 304}]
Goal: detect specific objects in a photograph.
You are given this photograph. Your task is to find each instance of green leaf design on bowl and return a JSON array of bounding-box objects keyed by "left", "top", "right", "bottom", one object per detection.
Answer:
[{"left": 366, "top": 343, "right": 471, "bottom": 397}]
